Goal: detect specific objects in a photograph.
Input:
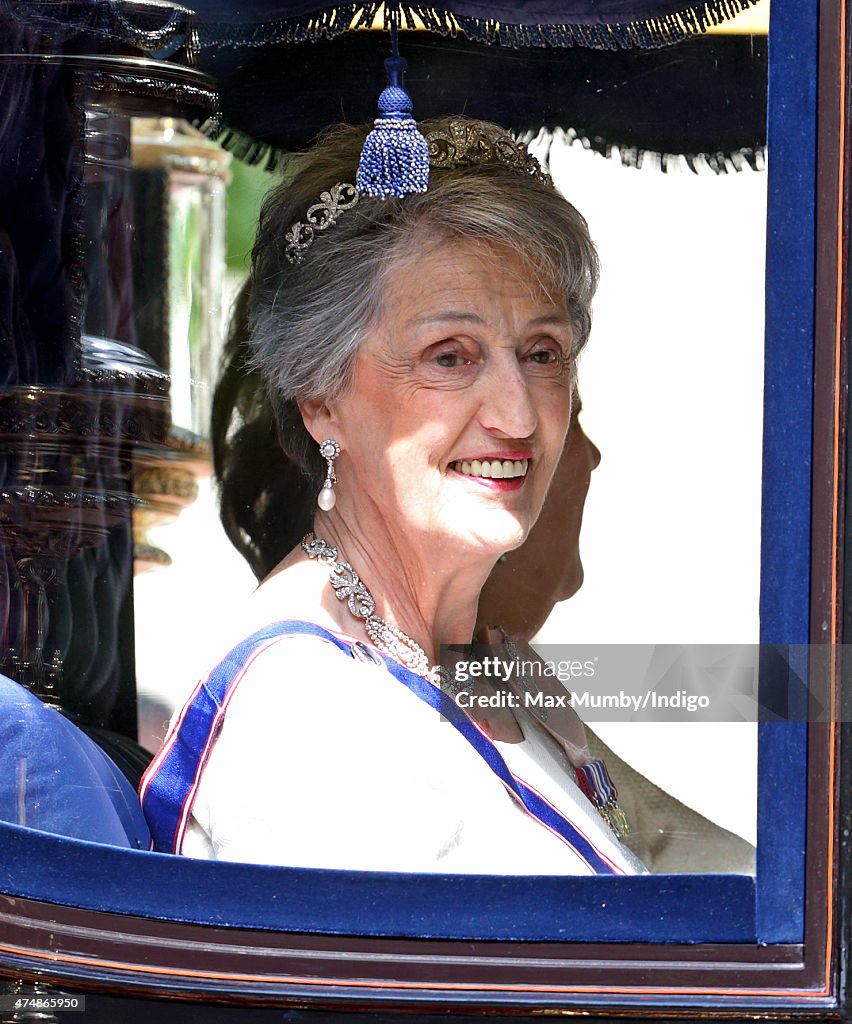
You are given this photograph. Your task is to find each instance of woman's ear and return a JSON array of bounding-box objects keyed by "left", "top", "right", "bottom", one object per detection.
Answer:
[{"left": 297, "top": 396, "right": 343, "bottom": 447}]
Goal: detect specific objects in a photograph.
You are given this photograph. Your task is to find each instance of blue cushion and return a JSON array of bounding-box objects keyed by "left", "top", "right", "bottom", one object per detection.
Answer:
[{"left": 0, "top": 675, "right": 150, "bottom": 849}]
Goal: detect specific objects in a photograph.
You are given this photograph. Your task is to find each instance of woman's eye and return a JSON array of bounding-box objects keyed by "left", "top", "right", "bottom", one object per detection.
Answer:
[
  {"left": 524, "top": 345, "right": 564, "bottom": 369},
  {"left": 424, "top": 339, "right": 479, "bottom": 375},
  {"left": 433, "top": 351, "right": 468, "bottom": 368}
]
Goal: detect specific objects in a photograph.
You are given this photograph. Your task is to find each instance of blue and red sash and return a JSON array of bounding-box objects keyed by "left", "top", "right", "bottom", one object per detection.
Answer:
[{"left": 139, "top": 621, "right": 622, "bottom": 874}]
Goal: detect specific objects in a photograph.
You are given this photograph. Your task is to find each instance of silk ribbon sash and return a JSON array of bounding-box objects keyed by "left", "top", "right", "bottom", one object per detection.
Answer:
[{"left": 139, "top": 620, "right": 621, "bottom": 874}]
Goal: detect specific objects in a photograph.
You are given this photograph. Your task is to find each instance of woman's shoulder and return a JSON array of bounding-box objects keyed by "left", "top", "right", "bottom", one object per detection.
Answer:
[
  {"left": 165, "top": 618, "right": 371, "bottom": 729},
  {"left": 217, "top": 619, "right": 357, "bottom": 664},
  {"left": 203, "top": 619, "right": 373, "bottom": 702}
]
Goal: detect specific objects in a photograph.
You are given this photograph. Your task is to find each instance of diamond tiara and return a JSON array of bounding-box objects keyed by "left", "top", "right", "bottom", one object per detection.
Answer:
[
  {"left": 427, "top": 120, "right": 552, "bottom": 184},
  {"left": 283, "top": 120, "right": 553, "bottom": 265}
]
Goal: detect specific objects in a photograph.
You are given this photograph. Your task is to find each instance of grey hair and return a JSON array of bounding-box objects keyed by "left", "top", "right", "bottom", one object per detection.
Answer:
[{"left": 248, "top": 118, "right": 599, "bottom": 487}]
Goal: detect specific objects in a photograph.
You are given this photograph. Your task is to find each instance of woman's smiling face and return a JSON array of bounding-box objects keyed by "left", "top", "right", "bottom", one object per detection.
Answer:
[{"left": 313, "top": 238, "right": 575, "bottom": 561}]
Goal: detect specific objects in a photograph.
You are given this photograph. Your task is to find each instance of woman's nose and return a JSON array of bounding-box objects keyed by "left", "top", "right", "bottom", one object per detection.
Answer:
[{"left": 478, "top": 357, "right": 538, "bottom": 439}]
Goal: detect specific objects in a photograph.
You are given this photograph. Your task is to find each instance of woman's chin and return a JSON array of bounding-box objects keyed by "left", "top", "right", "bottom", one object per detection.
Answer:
[
  {"left": 411, "top": 509, "right": 531, "bottom": 563},
  {"left": 463, "top": 523, "right": 530, "bottom": 560},
  {"left": 558, "top": 559, "right": 584, "bottom": 601}
]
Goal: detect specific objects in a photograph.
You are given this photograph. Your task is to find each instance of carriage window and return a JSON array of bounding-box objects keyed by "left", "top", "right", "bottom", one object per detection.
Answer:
[{"left": 131, "top": 65, "right": 766, "bottom": 875}]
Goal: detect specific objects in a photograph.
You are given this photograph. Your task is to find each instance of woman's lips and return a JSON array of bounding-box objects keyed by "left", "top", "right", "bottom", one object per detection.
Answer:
[
  {"left": 449, "top": 457, "right": 529, "bottom": 479},
  {"left": 448, "top": 457, "right": 530, "bottom": 490}
]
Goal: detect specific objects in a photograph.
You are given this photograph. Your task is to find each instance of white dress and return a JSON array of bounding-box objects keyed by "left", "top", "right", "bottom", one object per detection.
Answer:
[{"left": 171, "top": 628, "right": 644, "bottom": 875}]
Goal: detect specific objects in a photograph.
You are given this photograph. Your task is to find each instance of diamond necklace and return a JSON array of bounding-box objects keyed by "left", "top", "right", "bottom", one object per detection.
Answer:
[{"left": 302, "top": 532, "right": 449, "bottom": 688}]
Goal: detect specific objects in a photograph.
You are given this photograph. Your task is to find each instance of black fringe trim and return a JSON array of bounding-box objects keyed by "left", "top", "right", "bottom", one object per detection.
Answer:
[
  {"left": 204, "top": 118, "right": 767, "bottom": 176},
  {"left": 524, "top": 127, "right": 767, "bottom": 175},
  {"left": 202, "top": 118, "right": 289, "bottom": 171},
  {"left": 197, "top": 0, "right": 762, "bottom": 50}
]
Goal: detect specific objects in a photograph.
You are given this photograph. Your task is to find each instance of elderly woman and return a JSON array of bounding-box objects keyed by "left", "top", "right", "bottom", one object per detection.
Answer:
[{"left": 140, "top": 117, "right": 644, "bottom": 875}]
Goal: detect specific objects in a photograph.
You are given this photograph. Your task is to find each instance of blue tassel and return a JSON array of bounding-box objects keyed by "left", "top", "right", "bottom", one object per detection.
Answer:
[{"left": 356, "top": 55, "right": 430, "bottom": 199}]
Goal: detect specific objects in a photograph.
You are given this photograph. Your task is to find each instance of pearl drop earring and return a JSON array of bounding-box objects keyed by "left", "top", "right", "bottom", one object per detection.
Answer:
[{"left": 317, "top": 439, "right": 340, "bottom": 511}]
